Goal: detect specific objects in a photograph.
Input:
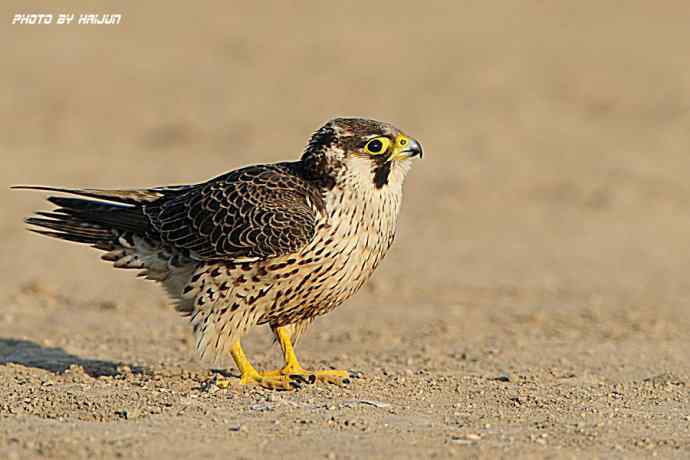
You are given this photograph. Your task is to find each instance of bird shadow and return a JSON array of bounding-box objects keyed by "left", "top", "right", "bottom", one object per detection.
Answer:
[{"left": 0, "top": 338, "right": 145, "bottom": 378}]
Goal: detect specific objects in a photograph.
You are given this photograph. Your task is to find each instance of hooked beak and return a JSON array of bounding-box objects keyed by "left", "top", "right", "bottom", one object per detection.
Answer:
[{"left": 388, "top": 135, "right": 423, "bottom": 161}]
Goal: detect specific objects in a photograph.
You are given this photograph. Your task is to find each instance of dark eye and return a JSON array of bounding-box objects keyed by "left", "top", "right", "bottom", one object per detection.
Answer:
[
  {"left": 368, "top": 140, "right": 383, "bottom": 152},
  {"left": 364, "top": 137, "right": 391, "bottom": 155}
]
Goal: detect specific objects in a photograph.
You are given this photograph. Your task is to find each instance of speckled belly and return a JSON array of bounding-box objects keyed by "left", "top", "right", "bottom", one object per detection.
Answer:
[{"left": 258, "top": 187, "right": 401, "bottom": 326}]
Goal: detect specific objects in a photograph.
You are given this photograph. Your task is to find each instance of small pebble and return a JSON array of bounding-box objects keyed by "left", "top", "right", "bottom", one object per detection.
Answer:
[{"left": 496, "top": 371, "right": 512, "bottom": 382}]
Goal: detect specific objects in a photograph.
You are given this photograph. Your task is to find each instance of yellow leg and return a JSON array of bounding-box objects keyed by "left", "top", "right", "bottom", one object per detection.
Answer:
[
  {"left": 259, "top": 326, "right": 352, "bottom": 385},
  {"left": 215, "top": 340, "right": 302, "bottom": 391}
]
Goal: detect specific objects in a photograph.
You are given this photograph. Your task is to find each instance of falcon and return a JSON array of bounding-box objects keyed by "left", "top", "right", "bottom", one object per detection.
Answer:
[{"left": 15, "top": 118, "right": 423, "bottom": 390}]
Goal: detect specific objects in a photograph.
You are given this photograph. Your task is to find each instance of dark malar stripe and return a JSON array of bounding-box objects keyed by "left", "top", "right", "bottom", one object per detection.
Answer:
[{"left": 373, "top": 162, "right": 392, "bottom": 189}]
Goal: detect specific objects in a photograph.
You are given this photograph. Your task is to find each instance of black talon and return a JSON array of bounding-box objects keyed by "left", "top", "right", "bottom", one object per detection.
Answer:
[
  {"left": 290, "top": 374, "right": 316, "bottom": 384},
  {"left": 290, "top": 374, "right": 307, "bottom": 383}
]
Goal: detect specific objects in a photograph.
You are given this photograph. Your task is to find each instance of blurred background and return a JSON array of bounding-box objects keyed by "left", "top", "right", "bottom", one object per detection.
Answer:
[{"left": 3, "top": 1, "right": 690, "bottom": 312}]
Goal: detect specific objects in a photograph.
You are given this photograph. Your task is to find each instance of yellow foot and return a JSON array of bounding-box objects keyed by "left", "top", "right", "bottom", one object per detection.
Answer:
[
  {"left": 239, "top": 370, "right": 305, "bottom": 390},
  {"left": 259, "top": 367, "right": 353, "bottom": 385},
  {"left": 210, "top": 372, "right": 304, "bottom": 391}
]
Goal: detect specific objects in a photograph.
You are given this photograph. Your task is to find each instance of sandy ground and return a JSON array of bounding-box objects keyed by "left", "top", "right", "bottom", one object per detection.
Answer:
[{"left": 2, "top": 1, "right": 690, "bottom": 458}]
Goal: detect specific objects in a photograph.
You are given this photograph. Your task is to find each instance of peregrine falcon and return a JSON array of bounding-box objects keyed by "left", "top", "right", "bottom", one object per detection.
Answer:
[{"left": 15, "top": 118, "right": 422, "bottom": 390}]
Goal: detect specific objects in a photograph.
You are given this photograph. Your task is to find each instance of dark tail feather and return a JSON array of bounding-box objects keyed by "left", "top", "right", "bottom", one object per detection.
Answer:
[
  {"left": 25, "top": 221, "right": 113, "bottom": 245},
  {"left": 22, "top": 195, "right": 151, "bottom": 247},
  {"left": 46, "top": 197, "right": 148, "bottom": 233},
  {"left": 11, "top": 185, "right": 166, "bottom": 205}
]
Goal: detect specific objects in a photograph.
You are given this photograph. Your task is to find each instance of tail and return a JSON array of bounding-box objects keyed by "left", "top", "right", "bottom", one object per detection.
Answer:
[{"left": 13, "top": 186, "right": 163, "bottom": 248}]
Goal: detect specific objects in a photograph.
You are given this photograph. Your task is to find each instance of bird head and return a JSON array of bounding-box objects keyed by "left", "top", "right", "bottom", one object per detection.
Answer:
[{"left": 301, "top": 117, "right": 422, "bottom": 190}]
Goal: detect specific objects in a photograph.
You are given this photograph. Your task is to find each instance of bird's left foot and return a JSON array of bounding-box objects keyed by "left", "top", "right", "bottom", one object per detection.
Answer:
[
  {"left": 265, "top": 327, "right": 356, "bottom": 385},
  {"left": 211, "top": 372, "right": 307, "bottom": 391},
  {"left": 259, "top": 367, "right": 353, "bottom": 385}
]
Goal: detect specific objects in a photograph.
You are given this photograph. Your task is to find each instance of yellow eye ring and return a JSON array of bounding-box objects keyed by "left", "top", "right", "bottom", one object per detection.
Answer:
[{"left": 364, "top": 137, "right": 391, "bottom": 155}]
